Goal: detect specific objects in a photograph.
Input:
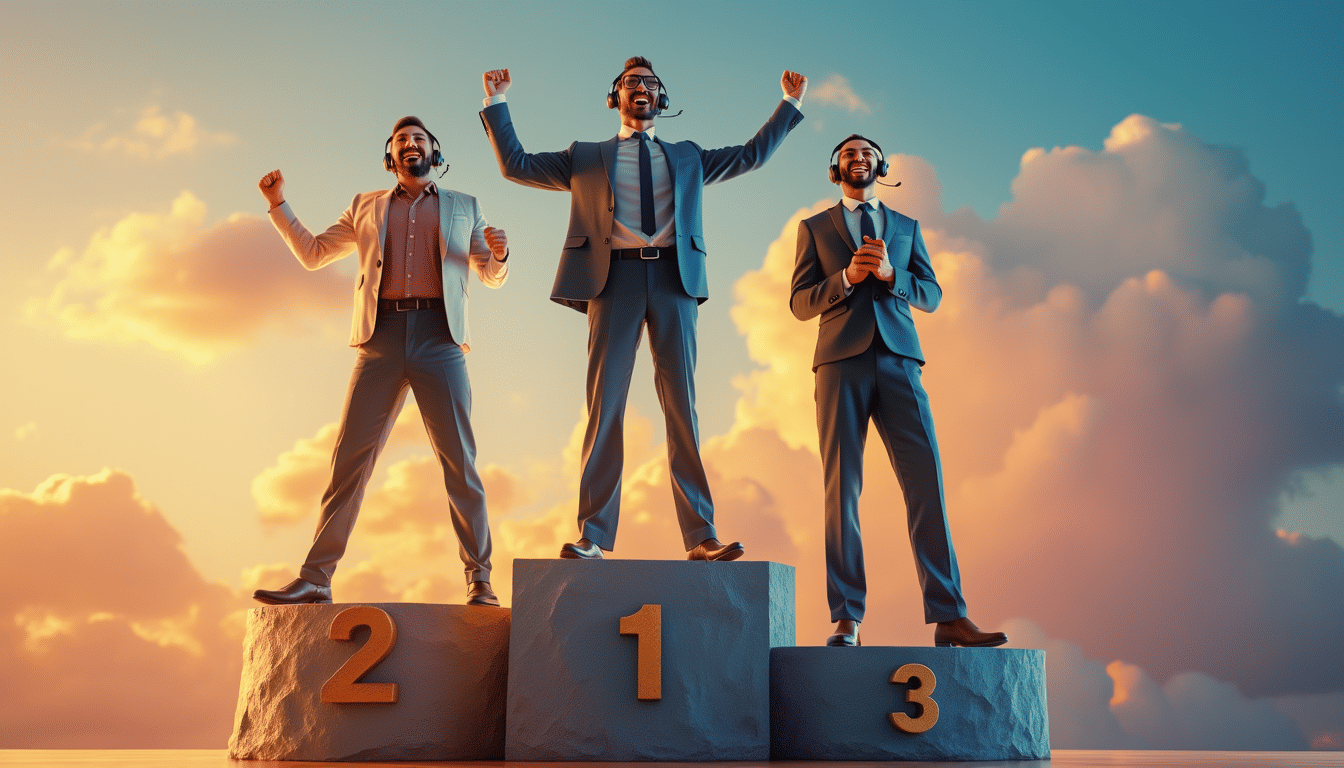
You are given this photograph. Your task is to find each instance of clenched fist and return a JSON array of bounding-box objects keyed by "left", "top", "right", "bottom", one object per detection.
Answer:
[
  {"left": 484, "top": 226, "right": 508, "bottom": 260},
  {"left": 483, "top": 69, "right": 511, "bottom": 98},
  {"left": 258, "top": 169, "right": 285, "bottom": 207},
  {"left": 781, "top": 71, "right": 808, "bottom": 102}
]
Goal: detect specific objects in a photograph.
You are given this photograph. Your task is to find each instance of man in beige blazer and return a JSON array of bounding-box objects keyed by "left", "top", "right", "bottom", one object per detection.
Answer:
[{"left": 253, "top": 116, "right": 510, "bottom": 607}]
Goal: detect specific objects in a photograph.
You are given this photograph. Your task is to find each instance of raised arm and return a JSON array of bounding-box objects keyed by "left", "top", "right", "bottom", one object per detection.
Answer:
[
  {"left": 699, "top": 71, "right": 806, "bottom": 185},
  {"left": 479, "top": 68, "right": 575, "bottom": 191},
  {"left": 259, "top": 169, "right": 357, "bottom": 270}
]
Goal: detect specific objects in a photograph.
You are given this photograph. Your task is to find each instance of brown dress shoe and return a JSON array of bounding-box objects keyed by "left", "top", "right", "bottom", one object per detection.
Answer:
[
  {"left": 934, "top": 617, "right": 1008, "bottom": 647},
  {"left": 253, "top": 577, "right": 332, "bottom": 605},
  {"left": 687, "top": 538, "right": 745, "bottom": 561},
  {"left": 560, "top": 538, "right": 603, "bottom": 559},
  {"left": 467, "top": 581, "right": 500, "bottom": 606}
]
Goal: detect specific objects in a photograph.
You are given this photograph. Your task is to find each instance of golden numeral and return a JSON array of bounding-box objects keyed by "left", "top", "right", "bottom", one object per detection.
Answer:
[
  {"left": 321, "top": 605, "right": 399, "bottom": 704},
  {"left": 619, "top": 604, "right": 662, "bottom": 701},
  {"left": 888, "top": 662, "right": 938, "bottom": 733}
]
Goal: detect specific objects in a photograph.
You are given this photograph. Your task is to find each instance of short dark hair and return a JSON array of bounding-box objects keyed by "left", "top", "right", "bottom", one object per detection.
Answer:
[{"left": 622, "top": 56, "right": 656, "bottom": 75}]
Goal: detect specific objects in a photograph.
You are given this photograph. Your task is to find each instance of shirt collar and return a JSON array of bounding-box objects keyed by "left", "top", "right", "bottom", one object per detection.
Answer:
[
  {"left": 618, "top": 124, "right": 657, "bottom": 140},
  {"left": 841, "top": 196, "right": 879, "bottom": 212},
  {"left": 393, "top": 180, "right": 438, "bottom": 198}
]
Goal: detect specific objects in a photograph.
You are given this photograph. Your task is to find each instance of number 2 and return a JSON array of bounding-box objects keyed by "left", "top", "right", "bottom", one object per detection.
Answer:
[{"left": 321, "top": 605, "right": 399, "bottom": 704}]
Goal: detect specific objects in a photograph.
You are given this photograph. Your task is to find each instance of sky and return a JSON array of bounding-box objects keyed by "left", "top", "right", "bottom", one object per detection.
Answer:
[{"left": 1, "top": 0, "right": 1341, "bottom": 752}]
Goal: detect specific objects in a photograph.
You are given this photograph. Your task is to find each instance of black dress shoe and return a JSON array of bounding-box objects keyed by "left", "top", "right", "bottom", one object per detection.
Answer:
[
  {"left": 467, "top": 581, "right": 500, "bottom": 606},
  {"left": 826, "top": 629, "right": 861, "bottom": 646},
  {"left": 253, "top": 577, "right": 332, "bottom": 605},
  {"left": 934, "top": 617, "right": 1008, "bottom": 647},
  {"left": 559, "top": 538, "right": 603, "bottom": 560},
  {"left": 687, "top": 538, "right": 745, "bottom": 561}
]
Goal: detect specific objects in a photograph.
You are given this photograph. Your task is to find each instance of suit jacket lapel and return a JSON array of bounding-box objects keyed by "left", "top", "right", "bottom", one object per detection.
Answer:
[
  {"left": 374, "top": 189, "right": 394, "bottom": 256},
  {"left": 600, "top": 137, "right": 619, "bottom": 194},
  {"left": 826, "top": 203, "right": 858, "bottom": 253},
  {"left": 654, "top": 136, "right": 678, "bottom": 191},
  {"left": 438, "top": 188, "right": 458, "bottom": 259}
]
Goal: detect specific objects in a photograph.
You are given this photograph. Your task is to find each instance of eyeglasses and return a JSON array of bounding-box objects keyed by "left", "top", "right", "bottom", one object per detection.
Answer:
[{"left": 619, "top": 74, "right": 662, "bottom": 91}]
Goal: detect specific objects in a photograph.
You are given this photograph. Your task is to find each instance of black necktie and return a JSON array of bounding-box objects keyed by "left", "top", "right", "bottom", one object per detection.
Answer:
[
  {"left": 859, "top": 202, "right": 876, "bottom": 244},
  {"left": 636, "top": 131, "right": 656, "bottom": 236}
]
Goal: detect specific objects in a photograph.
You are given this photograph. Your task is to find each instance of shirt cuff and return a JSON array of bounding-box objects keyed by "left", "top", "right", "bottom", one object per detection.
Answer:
[
  {"left": 840, "top": 269, "right": 853, "bottom": 294},
  {"left": 783, "top": 95, "right": 801, "bottom": 110},
  {"left": 483, "top": 94, "right": 507, "bottom": 108}
]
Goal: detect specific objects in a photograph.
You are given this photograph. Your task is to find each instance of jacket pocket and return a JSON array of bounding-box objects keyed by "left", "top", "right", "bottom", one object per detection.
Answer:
[
  {"left": 356, "top": 274, "right": 364, "bottom": 289},
  {"left": 564, "top": 235, "right": 588, "bottom": 249},
  {"left": 690, "top": 234, "right": 706, "bottom": 254}
]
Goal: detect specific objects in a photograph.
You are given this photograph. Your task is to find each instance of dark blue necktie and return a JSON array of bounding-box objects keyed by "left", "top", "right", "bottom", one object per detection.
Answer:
[
  {"left": 859, "top": 202, "right": 876, "bottom": 244},
  {"left": 635, "top": 131, "right": 656, "bottom": 236}
]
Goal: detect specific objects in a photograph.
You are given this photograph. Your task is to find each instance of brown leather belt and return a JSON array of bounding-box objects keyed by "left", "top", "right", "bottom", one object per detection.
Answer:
[
  {"left": 378, "top": 297, "right": 444, "bottom": 312},
  {"left": 612, "top": 245, "right": 677, "bottom": 260}
]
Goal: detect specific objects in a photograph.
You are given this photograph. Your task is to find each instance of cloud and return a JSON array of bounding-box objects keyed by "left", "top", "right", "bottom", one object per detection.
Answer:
[
  {"left": 13, "top": 422, "right": 36, "bottom": 441},
  {"left": 808, "top": 74, "right": 872, "bottom": 115},
  {"left": 73, "top": 105, "right": 238, "bottom": 160},
  {"left": 28, "top": 192, "right": 349, "bottom": 364},
  {"left": 1007, "top": 619, "right": 1308, "bottom": 750},
  {"left": 0, "top": 470, "right": 244, "bottom": 747}
]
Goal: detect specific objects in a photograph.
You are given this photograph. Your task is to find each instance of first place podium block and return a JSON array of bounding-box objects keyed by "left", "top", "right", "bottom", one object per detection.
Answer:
[
  {"left": 228, "top": 602, "right": 510, "bottom": 762},
  {"left": 771, "top": 646, "right": 1049, "bottom": 761},
  {"left": 506, "top": 559, "right": 795, "bottom": 761}
]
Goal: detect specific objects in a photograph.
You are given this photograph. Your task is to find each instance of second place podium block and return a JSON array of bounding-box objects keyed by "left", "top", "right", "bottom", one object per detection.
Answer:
[{"left": 506, "top": 558, "right": 796, "bottom": 761}]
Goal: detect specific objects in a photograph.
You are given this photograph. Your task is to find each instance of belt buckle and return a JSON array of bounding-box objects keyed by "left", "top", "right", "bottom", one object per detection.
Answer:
[
  {"left": 640, "top": 246, "right": 658, "bottom": 260},
  {"left": 395, "top": 298, "right": 418, "bottom": 311}
]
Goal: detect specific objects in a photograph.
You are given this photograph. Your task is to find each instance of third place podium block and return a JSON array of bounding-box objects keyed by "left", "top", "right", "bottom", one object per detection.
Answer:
[
  {"left": 770, "top": 646, "right": 1050, "bottom": 761},
  {"left": 506, "top": 558, "right": 795, "bottom": 761}
]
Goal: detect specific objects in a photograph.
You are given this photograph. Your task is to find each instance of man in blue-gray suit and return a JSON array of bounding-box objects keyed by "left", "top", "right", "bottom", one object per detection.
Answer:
[
  {"left": 480, "top": 58, "right": 806, "bottom": 561},
  {"left": 791, "top": 135, "right": 1007, "bottom": 648}
]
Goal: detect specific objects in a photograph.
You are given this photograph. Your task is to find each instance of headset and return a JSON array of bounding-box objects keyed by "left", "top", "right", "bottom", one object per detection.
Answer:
[
  {"left": 828, "top": 134, "right": 893, "bottom": 184},
  {"left": 384, "top": 128, "right": 446, "bottom": 174},
  {"left": 607, "top": 70, "right": 670, "bottom": 112}
]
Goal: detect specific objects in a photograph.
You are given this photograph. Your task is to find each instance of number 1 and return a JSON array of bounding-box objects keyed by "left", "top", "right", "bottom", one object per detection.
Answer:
[{"left": 619, "top": 604, "right": 662, "bottom": 701}]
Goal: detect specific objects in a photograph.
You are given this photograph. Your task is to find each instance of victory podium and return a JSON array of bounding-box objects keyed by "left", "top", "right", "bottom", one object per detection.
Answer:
[
  {"left": 227, "top": 561, "right": 1048, "bottom": 762},
  {"left": 227, "top": 602, "right": 510, "bottom": 761}
]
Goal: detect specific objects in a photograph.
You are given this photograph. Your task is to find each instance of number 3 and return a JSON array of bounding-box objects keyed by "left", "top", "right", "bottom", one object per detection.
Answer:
[
  {"left": 321, "top": 606, "right": 399, "bottom": 704},
  {"left": 889, "top": 663, "right": 938, "bottom": 733}
]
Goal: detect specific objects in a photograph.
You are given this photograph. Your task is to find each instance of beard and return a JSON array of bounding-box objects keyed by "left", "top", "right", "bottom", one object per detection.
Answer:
[
  {"left": 841, "top": 165, "right": 876, "bottom": 189},
  {"left": 398, "top": 153, "right": 432, "bottom": 178},
  {"left": 620, "top": 95, "right": 658, "bottom": 121}
]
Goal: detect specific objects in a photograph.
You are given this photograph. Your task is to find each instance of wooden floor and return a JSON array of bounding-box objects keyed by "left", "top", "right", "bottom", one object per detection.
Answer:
[{"left": 1, "top": 750, "right": 1341, "bottom": 768}]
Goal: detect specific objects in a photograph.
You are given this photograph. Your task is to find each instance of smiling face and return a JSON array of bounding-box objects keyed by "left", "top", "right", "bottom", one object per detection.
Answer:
[
  {"left": 838, "top": 139, "right": 881, "bottom": 189},
  {"left": 391, "top": 125, "right": 433, "bottom": 178},
  {"left": 617, "top": 66, "right": 660, "bottom": 122}
]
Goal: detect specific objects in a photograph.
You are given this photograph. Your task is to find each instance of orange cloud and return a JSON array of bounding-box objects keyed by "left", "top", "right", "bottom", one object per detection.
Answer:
[
  {"left": 0, "top": 471, "right": 243, "bottom": 747},
  {"left": 73, "top": 105, "right": 237, "bottom": 160},
  {"left": 808, "top": 74, "right": 873, "bottom": 115},
  {"left": 28, "top": 192, "right": 348, "bottom": 364}
]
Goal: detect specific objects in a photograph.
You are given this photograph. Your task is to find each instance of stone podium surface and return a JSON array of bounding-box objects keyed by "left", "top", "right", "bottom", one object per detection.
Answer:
[
  {"left": 228, "top": 602, "right": 510, "bottom": 761},
  {"left": 770, "top": 646, "right": 1049, "bottom": 761},
  {"left": 506, "top": 559, "right": 795, "bottom": 761}
]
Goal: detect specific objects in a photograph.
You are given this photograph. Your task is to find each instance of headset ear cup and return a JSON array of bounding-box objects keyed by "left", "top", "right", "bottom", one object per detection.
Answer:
[
  {"left": 657, "top": 92, "right": 669, "bottom": 111},
  {"left": 829, "top": 164, "right": 840, "bottom": 184},
  {"left": 877, "top": 157, "right": 889, "bottom": 177}
]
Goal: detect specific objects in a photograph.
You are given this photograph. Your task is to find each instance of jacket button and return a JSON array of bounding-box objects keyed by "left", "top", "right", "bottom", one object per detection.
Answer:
[
  {"left": 376, "top": 260, "right": 382, "bottom": 267},
  {"left": 603, "top": 237, "right": 610, "bottom": 244},
  {"left": 608, "top": 205, "right": 614, "bottom": 212}
]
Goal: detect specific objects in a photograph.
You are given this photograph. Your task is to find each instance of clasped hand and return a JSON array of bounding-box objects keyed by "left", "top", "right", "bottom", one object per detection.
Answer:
[{"left": 845, "top": 236, "right": 893, "bottom": 284}]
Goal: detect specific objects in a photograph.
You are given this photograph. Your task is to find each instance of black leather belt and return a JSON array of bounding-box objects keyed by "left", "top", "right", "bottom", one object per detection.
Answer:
[
  {"left": 612, "top": 245, "right": 677, "bottom": 260},
  {"left": 378, "top": 297, "right": 444, "bottom": 312}
]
